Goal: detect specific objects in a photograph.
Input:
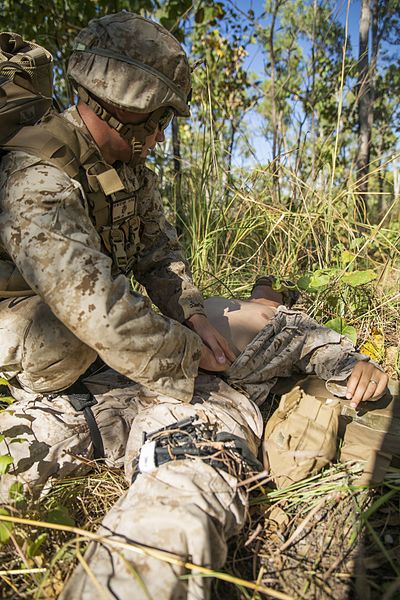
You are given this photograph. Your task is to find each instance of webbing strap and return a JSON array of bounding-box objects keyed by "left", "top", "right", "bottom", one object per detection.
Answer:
[
  {"left": 0, "top": 289, "right": 36, "bottom": 298},
  {"left": 64, "top": 379, "right": 105, "bottom": 461},
  {"left": 4, "top": 125, "right": 80, "bottom": 178}
]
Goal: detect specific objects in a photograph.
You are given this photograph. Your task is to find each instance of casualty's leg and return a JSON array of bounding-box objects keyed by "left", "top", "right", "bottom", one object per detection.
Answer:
[
  {"left": 263, "top": 376, "right": 400, "bottom": 488},
  {"left": 60, "top": 374, "right": 264, "bottom": 600}
]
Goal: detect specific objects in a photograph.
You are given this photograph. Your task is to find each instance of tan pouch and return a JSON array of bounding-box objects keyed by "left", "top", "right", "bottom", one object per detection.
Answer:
[
  {"left": 263, "top": 386, "right": 341, "bottom": 489},
  {"left": 270, "top": 376, "right": 400, "bottom": 486},
  {"left": 0, "top": 32, "right": 53, "bottom": 145}
]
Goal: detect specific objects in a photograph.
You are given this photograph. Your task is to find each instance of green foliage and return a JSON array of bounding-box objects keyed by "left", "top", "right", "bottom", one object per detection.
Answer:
[
  {"left": 188, "top": 1, "right": 257, "bottom": 173},
  {"left": 324, "top": 317, "right": 357, "bottom": 344},
  {"left": 27, "top": 532, "right": 48, "bottom": 558},
  {"left": 9, "top": 481, "right": 25, "bottom": 504},
  {"left": 342, "top": 270, "right": 377, "bottom": 287},
  {"left": 258, "top": 0, "right": 350, "bottom": 179},
  {"left": 0, "top": 454, "right": 13, "bottom": 474},
  {"left": 0, "top": 507, "right": 13, "bottom": 544},
  {"left": 0, "top": 395, "right": 16, "bottom": 405},
  {"left": 46, "top": 505, "right": 75, "bottom": 527}
]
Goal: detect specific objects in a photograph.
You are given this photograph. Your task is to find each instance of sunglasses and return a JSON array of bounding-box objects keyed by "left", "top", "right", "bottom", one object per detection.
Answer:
[{"left": 158, "top": 108, "right": 175, "bottom": 131}]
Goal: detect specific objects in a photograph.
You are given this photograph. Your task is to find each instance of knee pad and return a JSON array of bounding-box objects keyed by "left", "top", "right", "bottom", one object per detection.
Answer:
[{"left": 134, "top": 416, "right": 263, "bottom": 482}]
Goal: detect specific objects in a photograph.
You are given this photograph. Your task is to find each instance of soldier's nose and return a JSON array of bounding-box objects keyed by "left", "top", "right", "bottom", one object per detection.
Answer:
[{"left": 156, "top": 129, "right": 165, "bottom": 143}]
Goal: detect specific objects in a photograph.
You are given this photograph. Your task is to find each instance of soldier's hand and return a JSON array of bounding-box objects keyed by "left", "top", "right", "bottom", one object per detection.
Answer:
[
  {"left": 199, "top": 344, "right": 229, "bottom": 372},
  {"left": 186, "top": 313, "right": 236, "bottom": 368},
  {"left": 346, "top": 361, "right": 388, "bottom": 408}
]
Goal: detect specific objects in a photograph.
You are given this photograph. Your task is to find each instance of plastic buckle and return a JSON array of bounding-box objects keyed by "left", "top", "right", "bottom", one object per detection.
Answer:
[{"left": 68, "top": 393, "right": 98, "bottom": 412}]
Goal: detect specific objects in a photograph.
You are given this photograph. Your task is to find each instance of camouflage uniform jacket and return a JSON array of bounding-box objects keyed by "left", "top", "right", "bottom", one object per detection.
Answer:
[
  {"left": 0, "top": 107, "right": 204, "bottom": 401},
  {"left": 225, "top": 307, "right": 381, "bottom": 406}
]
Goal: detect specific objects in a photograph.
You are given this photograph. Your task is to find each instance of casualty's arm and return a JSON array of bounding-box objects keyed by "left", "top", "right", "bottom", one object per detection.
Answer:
[{"left": 345, "top": 361, "right": 388, "bottom": 407}]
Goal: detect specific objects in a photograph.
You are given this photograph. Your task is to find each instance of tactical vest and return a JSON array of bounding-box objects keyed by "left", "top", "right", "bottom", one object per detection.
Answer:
[{"left": 0, "top": 110, "right": 143, "bottom": 298}]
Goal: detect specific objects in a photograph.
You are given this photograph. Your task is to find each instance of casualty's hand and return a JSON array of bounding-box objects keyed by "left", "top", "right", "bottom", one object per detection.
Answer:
[
  {"left": 185, "top": 313, "right": 236, "bottom": 372},
  {"left": 346, "top": 361, "right": 388, "bottom": 408}
]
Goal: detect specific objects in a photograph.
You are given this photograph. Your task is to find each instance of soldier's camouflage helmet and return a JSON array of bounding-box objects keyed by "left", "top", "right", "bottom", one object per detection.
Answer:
[{"left": 67, "top": 12, "right": 191, "bottom": 117}]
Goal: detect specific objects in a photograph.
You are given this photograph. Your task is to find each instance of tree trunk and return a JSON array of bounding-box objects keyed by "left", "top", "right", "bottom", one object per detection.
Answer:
[
  {"left": 224, "top": 121, "right": 236, "bottom": 202},
  {"left": 311, "top": 0, "right": 317, "bottom": 181},
  {"left": 268, "top": 0, "right": 281, "bottom": 203},
  {"left": 356, "top": 0, "right": 372, "bottom": 216}
]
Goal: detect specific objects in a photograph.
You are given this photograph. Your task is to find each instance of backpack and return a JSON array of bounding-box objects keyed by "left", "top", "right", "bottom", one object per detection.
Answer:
[
  {"left": 0, "top": 31, "right": 112, "bottom": 300},
  {"left": 0, "top": 32, "right": 99, "bottom": 179},
  {"left": 0, "top": 31, "right": 53, "bottom": 145}
]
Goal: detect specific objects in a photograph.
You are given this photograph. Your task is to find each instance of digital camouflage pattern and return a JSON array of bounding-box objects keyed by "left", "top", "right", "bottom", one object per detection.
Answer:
[
  {"left": 0, "top": 106, "right": 205, "bottom": 402},
  {"left": 0, "top": 370, "right": 140, "bottom": 502},
  {"left": 0, "top": 368, "right": 262, "bottom": 599},
  {"left": 0, "top": 295, "right": 97, "bottom": 396},
  {"left": 225, "top": 306, "right": 378, "bottom": 406},
  {"left": 68, "top": 12, "right": 192, "bottom": 116},
  {"left": 59, "top": 372, "right": 262, "bottom": 600}
]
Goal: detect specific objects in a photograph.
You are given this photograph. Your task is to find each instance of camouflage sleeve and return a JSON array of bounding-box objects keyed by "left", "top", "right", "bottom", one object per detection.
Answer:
[
  {"left": 292, "top": 310, "right": 384, "bottom": 390},
  {"left": 0, "top": 153, "right": 202, "bottom": 402},
  {"left": 133, "top": 167, "right": 205, "bottom": 322}
]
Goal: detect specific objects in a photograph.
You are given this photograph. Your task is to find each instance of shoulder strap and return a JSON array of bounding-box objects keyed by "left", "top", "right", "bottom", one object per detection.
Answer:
[{"left": 3, "top": 111, "right": 98, "bottom": 179}]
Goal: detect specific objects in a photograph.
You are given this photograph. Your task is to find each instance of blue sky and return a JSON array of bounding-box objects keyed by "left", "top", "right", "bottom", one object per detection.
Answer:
[
  {"left": 227, "top": 0, "right": 399, "bottom": 165},
  {"left": 235, "top": 0, "right": 363, "bottom": 164}
]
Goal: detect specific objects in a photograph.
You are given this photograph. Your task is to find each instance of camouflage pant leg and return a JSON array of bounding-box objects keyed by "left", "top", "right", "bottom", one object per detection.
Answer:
[
  {"left": 0, "top": 371, "right": 141, "bottom": 503},
  {"left": 0, "top": 295, "right": 97, "bottom": 395},
  {"left": 60, "top": 374, "right": 263, "bottom": 600}
]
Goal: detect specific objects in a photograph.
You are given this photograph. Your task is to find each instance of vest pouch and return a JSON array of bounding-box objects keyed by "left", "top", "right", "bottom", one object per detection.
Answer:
[
  {"left": 263, "top": 386, "right": 340, "bottom": 489},
  {"left": 109, "top": 227, "right": 128, "bottom": 269},
  {"left": 0, "top": 32, "right": 53, "bottom": 145},
  {"left": 129, "top": 215, "right": 141, "bottom": 246}
]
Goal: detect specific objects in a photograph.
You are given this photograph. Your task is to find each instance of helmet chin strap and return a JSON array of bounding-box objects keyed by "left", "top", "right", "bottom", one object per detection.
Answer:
[{"left": 77, "top": 86, "right": 166, "bottom": 162}]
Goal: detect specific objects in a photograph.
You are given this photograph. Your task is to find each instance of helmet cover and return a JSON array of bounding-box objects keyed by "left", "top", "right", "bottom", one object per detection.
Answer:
[{"left": 67, "top": 12, "right": 191, "bottom": 116}]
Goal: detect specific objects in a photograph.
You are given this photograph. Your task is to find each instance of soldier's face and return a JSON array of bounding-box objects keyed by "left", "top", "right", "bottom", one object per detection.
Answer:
[
  {"left": 113, "top": 108, "right": 165, "bottom": 157},
  {"left": 141, "top": 127, "right": 165, "bottom": 157}
]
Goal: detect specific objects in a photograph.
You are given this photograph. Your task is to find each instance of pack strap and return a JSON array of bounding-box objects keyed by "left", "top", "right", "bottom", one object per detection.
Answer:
[
  {"left": 0, "top": 289, "right": 36, "bottom": 298},
  {"left": 63, "top": 379, "right": 105, "bottom": 461},
  {"left": 4, "top": 125, "right": 80, "bottom": 178}
]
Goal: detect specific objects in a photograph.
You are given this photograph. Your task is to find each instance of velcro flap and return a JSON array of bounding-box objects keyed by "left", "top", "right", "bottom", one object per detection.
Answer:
[
  {"left": 297, "top": 394, "right": 320, "bottom": 421},
  {"left": 96, "top": 168, "right": 125, "bottom": 195}
]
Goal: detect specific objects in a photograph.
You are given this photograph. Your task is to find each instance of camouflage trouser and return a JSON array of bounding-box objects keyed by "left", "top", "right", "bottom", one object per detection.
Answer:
[
  {"left": 60, "top": 375, "right": 263, "bottom": 600},
  {"left": 1, "top": 371, "right": 263, "bottom": 600},
  {"left": 0, "top": 295, "right": 97, "bottom": 397},
  {"left": 0, "top": 368, "right": 142, "bottom": 502},
  {"left": 0, "top": 295, "right": 264, "bottom": 600}
]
